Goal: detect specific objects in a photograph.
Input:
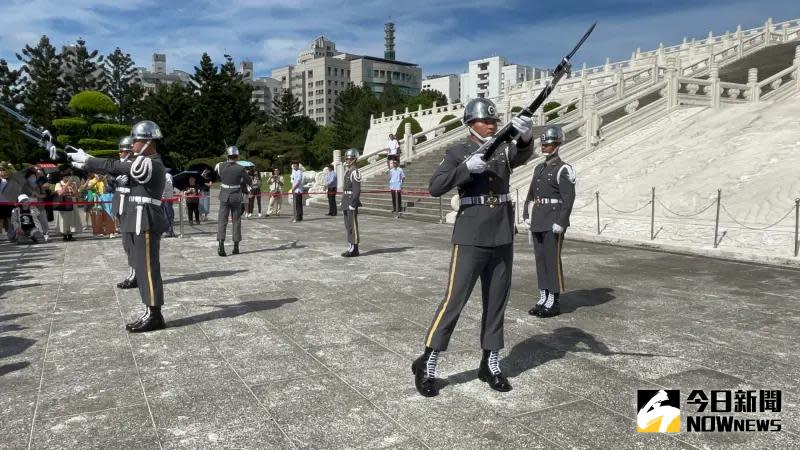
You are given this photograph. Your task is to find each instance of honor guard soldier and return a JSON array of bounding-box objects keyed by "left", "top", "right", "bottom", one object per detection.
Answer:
[
  {"left": 522, "top": 125, "right": 575, "bottom": 318},
  {"left": 113, "top": 136, "right": 137, "bottom": 289},
  {"left": 341, "top": 148, "right": 362, "bottom": 257},
  {"left": 216, "top": 145, "right": 250, "bottom": 256},
  {"left": 412, "top": 98, "right": 534, "bottom": 397},
  {"left": 69, "top": 120, "right": 169, "bottom": 332}
]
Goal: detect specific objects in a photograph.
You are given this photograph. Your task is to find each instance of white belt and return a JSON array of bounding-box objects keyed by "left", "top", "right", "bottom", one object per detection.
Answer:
[
  {"left": 344, "top": 190, "right": 353, "bottom": 194},
  {"left": 221, "top": 183, "right": 239, "bottom": 189},
  {"left": 534, "top": 198, "right": 563, "bottom": 205},
  {"left": 115, "top": 187, "right": 130, "bottom": 193},
  {"left": 127, "top": 196, "right": 161, "bottom": 235},
  {"left": 460, "top": 194, "right": 511, "bottom": 206}
]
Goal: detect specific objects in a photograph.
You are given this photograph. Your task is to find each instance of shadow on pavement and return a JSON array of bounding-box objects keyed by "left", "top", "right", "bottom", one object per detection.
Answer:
[
  {"left": 236, "top": 241, "right": 305, "bottom": 255},
  {"left": 0, "top": 361, "right": 31, "bottom": 376},
  {"left": 444, "top": 326, "right": 663, "bottom": 388},
  {"left": 560, "top": 287, "right": 616, "bottom": 313},
  {"left": 164, "top": 269, "right": 248, "bottom": 285},
  {"left": 167, "top": 298, "right": 298, "bottom": 329},
  {"left": 359, "top": 246, "right": 414, "bottom": 256}
]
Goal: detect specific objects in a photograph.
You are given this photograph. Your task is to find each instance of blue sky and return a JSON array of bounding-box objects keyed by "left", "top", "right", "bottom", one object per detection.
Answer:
[{"left": 0, "top": 0, "right": 797, "bottom": 78}]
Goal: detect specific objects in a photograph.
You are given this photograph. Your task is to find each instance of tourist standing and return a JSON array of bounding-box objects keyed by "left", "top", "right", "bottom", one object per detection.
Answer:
[
  {"left": 267, "top": 168, "right": 282, "bottom": 216},
  {"left": 290, "top": 161, "right": 304, "bottom": 222}
]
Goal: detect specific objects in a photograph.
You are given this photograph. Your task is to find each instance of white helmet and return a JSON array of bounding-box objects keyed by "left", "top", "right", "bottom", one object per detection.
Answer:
[
  {"left": 131, "top": 120, "right": 162, "bottom": 140},
  {"left": 226, "top": 146, "right": 240, "bottom": 156}
]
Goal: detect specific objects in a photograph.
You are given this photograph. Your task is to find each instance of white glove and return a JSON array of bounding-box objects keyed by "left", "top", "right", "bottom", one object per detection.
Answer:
[
  {"left": 552, "top": 223, "right": 564, "bottom": 234},
  {"left": 524, "top": 218, "right": 531, "bottom": 227},
  {"left": 348, "top": 205, "right": 356, "bottom": 210},
  {"left": 68, "top": 148, "right": 91, "bottom": 163},
  {"left": 71, "top": 161, "right": 85, "bottom": 170},
  {"left": 116, "top": 175, "right": 129, "bottom": 185},
  {"left": 465, "top": 154, "right": 486, "bottom": 173},
  {"left": 511, "top": 116, "right": 534, "bottom": 142}
]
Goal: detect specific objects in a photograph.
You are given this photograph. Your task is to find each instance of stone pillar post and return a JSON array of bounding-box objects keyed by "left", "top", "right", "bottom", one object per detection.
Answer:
[
  {"left": 794, "top": 45, "right": 800, "bottom": 91},
  {"left": 765, "top": 17, "right": 773, "bottom": 34},
  {"left": 369, "top": 113, "right": 374, "bottom": 123},
  {"left": 665, "top": 65, "right": 678, "bottom": 108},
  {"left": 747, "top": 68, "right": 759, "bottom": 102},
  {"left": 333, "top": 149, "right": 343, "bottom": 190},
  {"left": 709, "top": 65, "right": 720, "bottom": 109},
  {"left": 504, "top": 93, "right": 512, "bottom": 123},
  {"left": 582, "top": 86, "right": 598, "bottom": 152},
  {"left": 737, "top": 25, "right": 744, "bottom": 58},
  {"left": 616, "top": 65, "right": 625, "bottom": 98},
  {"left": 404, "top": 122, "right": 413, "bottom": 155},
  {"left": 604, "top": 57, "right": 611, "bottom": 72}
]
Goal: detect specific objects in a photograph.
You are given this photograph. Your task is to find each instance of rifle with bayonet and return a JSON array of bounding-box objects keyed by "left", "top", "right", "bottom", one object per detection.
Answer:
[
  {"left": 476, "top": 22, "right": 597, "bottom": 161},
  {"left": 0, "top": 103, "right": 77, "bottom": 163}
]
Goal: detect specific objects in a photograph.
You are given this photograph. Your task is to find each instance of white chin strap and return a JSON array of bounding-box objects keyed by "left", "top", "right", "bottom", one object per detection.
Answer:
[
  {"left": 469, "top": 127, "right": 490, "bottom": 144},
  {"left": 133, "top": 141, "right": 151, "bottom": 157}
]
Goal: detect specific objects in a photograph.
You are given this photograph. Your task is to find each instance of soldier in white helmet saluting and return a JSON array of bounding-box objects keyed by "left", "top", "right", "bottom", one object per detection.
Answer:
[{"left": 69, "top": 120, "right": 169, "bottom": 332}]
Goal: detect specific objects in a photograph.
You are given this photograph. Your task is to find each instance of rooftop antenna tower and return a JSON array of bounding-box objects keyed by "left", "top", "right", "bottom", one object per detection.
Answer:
[{"left": 384, "top": 22, "right": 396, "bottom": 60}]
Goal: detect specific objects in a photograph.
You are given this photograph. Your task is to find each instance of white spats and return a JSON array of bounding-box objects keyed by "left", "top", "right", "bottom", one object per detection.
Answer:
[
  {"left": 425, "top": 350, "right": 439, "bottom": 378},
  {"left": 487, "top": 350, "right": 501, "bottom": 375},
  {"left": 537, "top": 289, "right": 547, "bottom": 306}
]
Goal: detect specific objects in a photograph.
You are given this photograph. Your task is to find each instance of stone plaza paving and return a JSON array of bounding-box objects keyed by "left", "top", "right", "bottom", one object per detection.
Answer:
[{"left": 1, "top": 209, "right": 798, "bottom": 449}]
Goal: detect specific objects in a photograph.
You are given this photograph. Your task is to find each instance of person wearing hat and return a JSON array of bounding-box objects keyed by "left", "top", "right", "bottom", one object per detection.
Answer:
[
  {"left": 215, "top": 145, "right": 250, "bottom": 256},
  {"left": 523, "top": 125, "right": 575, "bottom": 318},
  {"left": 412, "top": 98, "right": 534, "bottom": 397},
  {"left": 69, "top": 120, "right": 169, "bottom": 333},
  {"left": 341, "top": 149, "right": 362, "bottom": 257},
  {"left": 10, "top": 194, "right": 45, "bottom": 244}
]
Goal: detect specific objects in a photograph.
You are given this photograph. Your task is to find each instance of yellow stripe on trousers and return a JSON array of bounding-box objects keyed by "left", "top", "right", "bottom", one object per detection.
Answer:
[
  {"left": 353, "top": 211, "right": 359, "bottom": 243},
  {"left": 145, "top": 232, "right": 155, "bottom": 306},
  {"left": 426, "top": 245, "right": 459, "bottom": 347},
  {"left": 556, "top": 233, "right": 565, "bottom": 292}
]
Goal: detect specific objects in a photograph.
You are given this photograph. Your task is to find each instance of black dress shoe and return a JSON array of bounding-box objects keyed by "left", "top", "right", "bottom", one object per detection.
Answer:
[
  {"left": 538, "top": 301, "right": 560, "bottom": 318},
  {"left": 478, "top": 361, "right": 512, "bottom": 392},
  {"left": 218, "top": 241, "right": 226, "bottom": 257},
  {"left": 411, "top": 352, "right": 439, "bottom": 397},
  {"left": 117, "top": 278, "right": 138, "bottom": 289},
  {"left": 129, "top": 309, "right": 165, "bottom": 333},
  {"left": 125, "top": 309, "right": 149, "bottom": 331},
  {"left": 528, "top": 304, "right": 543, "bottom": 316},
  {"left": 232, "top": 242, "right": 240, "bottom": 254}
]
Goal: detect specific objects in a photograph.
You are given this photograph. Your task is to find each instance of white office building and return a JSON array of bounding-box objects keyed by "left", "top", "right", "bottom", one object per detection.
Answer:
[
  {"left": 459, "top": 56, "right": 548, "bottom": 102},
  {"left": 422, "top": 74, "right": 460, "bottom": 103}
]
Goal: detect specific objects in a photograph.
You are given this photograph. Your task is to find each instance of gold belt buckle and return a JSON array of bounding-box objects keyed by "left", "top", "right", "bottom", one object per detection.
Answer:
[
  {"left": 486, "top": 194, "right": 498, "bottom": 208},
  {"left": 533, "top": 197, "right": 541, "bottom": 207}
]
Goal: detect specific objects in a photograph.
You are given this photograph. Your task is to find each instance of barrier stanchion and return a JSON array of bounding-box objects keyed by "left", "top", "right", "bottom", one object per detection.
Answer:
[
  {"left": 178, "top": 196, "right": 184, "bottom": 238},
  {"left": 595, "top": 191, "right": 601, "bottom": 235},
  {"left": 438, "top": 196, "right": 444, "bottom": 224},
  {"left": 794, "top": 198, "right": 799, "bottom": 257},
  {"left": 516, "top": 188, "right": 520, "bottom": 224},
  {"left": 714, "top": 189, "right": 722, "bottom": 248},
  {"left": 650, "top": 187, "right": 656, "bottom": 240}
]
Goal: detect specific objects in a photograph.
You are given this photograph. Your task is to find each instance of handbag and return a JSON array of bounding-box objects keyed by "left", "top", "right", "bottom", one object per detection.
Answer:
[{"left": 52, "top": 194, "right": 74, "bottom": 211}]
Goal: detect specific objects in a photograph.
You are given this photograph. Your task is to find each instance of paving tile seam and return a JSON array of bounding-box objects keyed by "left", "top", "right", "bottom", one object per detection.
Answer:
[
  {"left": 510, "top": 399, "right": 587, "bottom": 419},
  {"left": 212, "top": 287, "right": 434, "bottom": 450},
  {"left": 180, "top": 261, "right": 300, "bottom": 450},
  {"left": 25, "top": 243, "right": 65, "bottom": 450},
  {"left": 105, "top": 253, "right": 165, "bottom": 450}
]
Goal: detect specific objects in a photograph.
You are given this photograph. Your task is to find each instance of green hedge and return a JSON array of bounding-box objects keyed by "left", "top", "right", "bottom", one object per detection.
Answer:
[
  {"left": 87, "top": 149, "right": 120, "bottom": 158},
  {"left": 439, "top": 114, "right": 461, "bottom": 133},
  {"left": 78, "top": 138, "right": 118, "bottom": 151},
  {"left": 70, "top": 91, "right": 118, "bottom": 117},
  {"left": 52, "top": 117, "right": 88, "bottom": 136},
  {"left": 56, "top": 135, "right": 73, "bottom": 147},
  {"left": 91, "top": 123, "right": 130, "bottom": 139},
  {"left": 395, "top": 116, "right": 422, "bottom": 140},
  {"left": 511, "top": 106, "right": 523, "bottom": 113}
]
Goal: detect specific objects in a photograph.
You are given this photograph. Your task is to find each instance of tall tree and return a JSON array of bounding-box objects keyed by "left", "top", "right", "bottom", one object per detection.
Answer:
[
  {"left": 102, "top": 47, "right": 140, "bottom": 123},
  {"left": 407, "top": 89, "right": 448, "bottom": 111},
  {"left": 139, "top": 82, "right": 198, "bottom": 160},
  {"left": 331, "top": 84, "right": 379, "bottom": 150},
  {"left": 16, "top": 35, "right": 65, "bottom": 126},
  {"left": 62, "top": 38, "right": 104, "bottom": 100},
  {"left": 379, "top": 82, "right": 408, "bottom": 115},
  {"left": 271, "top": 89, "right": 301, "bottom": 131},
  {"left": 0, "top": 58, "right": 29, "bottom": 163}
]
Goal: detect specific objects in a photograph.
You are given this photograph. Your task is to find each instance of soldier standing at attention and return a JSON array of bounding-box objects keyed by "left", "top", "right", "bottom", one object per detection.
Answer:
[
  {"left": 216, "top": 146, "right": 250, "bottom": 256},
  {"left": 523, "top": 126, "right": 575, "bottom": 318},
  {"left": 412, "top": 98, "right": 534, "bottom": 397},
  {"left": 341, "top": 149, "right": 362, "bottom": 257},
  {"left": 290, "top": 161, "right": 304, "bottom": 222},
  {"left": 69, "top": 121, "right": 169, "bottom": 332},
  {"left": 112, "top": 136, "right": 137, "bottom": 289}
]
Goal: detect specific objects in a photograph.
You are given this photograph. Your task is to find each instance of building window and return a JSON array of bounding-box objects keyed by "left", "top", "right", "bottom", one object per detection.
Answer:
[
  {"left": 327, "top": 89, "right": 331, "bottom": 94},
  {"left": 334, "top": 67, "right": 338, "bottom": 76},
  {"left": 347, "top": 69, "right": 350, "bottom": 77},
  {"left": 327, "top": 67, "right": 331, "bottom": 75},
  {"left": 307, "top": 70, "right": 313, "bottom": 78}
]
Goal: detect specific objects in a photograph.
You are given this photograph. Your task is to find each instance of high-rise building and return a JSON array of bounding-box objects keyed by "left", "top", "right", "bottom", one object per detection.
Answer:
[
  {"left": 135, "top": 53, "right": 192, "bottom": 94},
  {"left": 422, "top": 74, "right": 460, "bottom": 103},
  {"left": 459, "top": 56, "right": 548, "bottom": 101},
  {"left": 271, "top": 33, "right": 422, "bottom": 125}
]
